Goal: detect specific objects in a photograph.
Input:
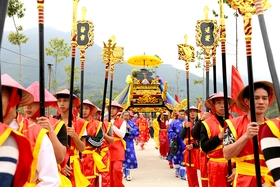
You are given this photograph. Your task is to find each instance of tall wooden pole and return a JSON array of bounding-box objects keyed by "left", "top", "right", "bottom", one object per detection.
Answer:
[
  {"left": 227, "top": 1, "right": 267, "bottom": 186},
  {"left": 178, "top": 35, "right": 195, "bottom": 167},
  {"left": 67, "top": 0, "right": 79, "bottom": 161},
  {"left": 219, "top": 1, "right": 232, "bottom": 186},
  {"left": 212, "top": 47, "right": 217, "bottom": 93},
  {"left": 37, "top": 0, "right": 45, "bottom": 117},
  {"left": 254, "top": 0, "right": 280, "bottom": 112},
  {"left": 0, "top": 0, "right": 9, "bottom": 122}
]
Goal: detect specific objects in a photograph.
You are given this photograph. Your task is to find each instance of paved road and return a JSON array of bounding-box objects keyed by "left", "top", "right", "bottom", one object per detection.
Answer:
[{"left": 123, "top": 139, "right": 191, "bottom": 187}]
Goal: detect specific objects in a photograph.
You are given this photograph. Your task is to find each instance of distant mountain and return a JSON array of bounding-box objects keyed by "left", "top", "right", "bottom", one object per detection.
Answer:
[{"left": 1, "top": 26, "right": 222, "bottom": 106}]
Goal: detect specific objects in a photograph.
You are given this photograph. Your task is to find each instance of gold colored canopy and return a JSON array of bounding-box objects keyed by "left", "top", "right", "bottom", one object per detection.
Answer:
[{"left": 127, "top": 55, "right": 162, "bottom": 68}]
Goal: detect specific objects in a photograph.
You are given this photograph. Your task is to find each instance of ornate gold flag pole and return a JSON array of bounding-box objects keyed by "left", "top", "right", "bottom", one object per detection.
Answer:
[
  {"left": 227, "top": 1, "right": 271, "bottom": 186},
  {"left": 67, "top": 0, "right": 79, "bottom": 162},
  {"left": 196, "top": 6, "right": 219, "bottom": 110},
  {"left": 37, "top": 0, "right": 45, "bottom": 117},
  {"left": 177, "top": 34, "right": 195, "bottom": 167},
  {"left": 0, "top": 0, "right": 9, "bottom": 122},
  {"left": 100, "top": 38, "right": 116, "bottom": 123},
  {"left": 103, "top": 35, "right": 124, "bottom": 122},
  {"left": 76, "top": 7, "right": 94, "bottom": 118}
]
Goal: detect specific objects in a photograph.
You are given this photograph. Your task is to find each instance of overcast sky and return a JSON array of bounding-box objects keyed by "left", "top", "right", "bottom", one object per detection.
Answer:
[{"left": 3, "top": 0, "right": 280, "bottom": 85}]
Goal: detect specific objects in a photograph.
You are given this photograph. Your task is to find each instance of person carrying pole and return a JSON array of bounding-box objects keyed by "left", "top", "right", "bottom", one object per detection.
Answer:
[
  {"left": 223, "top": 81, "right": 276, "bottom": 187},
  {"left": 200, "top": 92, "right": 236, "bottom": 187}
]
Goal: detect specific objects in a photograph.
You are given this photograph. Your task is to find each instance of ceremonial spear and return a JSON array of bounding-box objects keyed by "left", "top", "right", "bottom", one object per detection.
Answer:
[
  {"left": 177, "top": 34, "right": 195, "bottom": 167},
  {"left": 227, "top": 1, "right": 269, "bottom": 186},
  {"left": 76, "top": 7, "right": 94, "bottom": 118},
  {"left": 67, "top": 0, "right": 79, "bottom": 163},
  {"left": 37, "top": 0, "right": 45, "bottom": 117},
  {"left": 254, "top": 0, "right": 280, "bottom": 112},
  {"left": 105, "top": 36, "right": 124, "bottom": 122},
  {"left": 0, "top": 0, "right": 9, "bottom": 122},
  {"left": 100, "top": 39, "right": 115, "bottom": 123},
  {"left": 219, "top": 1, "right": 232, "bottom": 186},
  {"left": 196, "top": 6, "right": 219, "bottom": 110}
]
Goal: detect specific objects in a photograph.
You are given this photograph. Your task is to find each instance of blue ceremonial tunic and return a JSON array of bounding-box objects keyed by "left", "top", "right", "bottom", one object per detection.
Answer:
[
  {"left": 168, "top": 118, "right": 186, "bottom": 166},
  {"left": 122, "top": 120, "right": 139, "bottom": 169}
]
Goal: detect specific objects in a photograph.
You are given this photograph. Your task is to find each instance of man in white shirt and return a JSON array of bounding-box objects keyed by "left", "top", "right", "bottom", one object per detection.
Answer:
[{"left": 107, "top": 101, "right": 126, "bottom": 187}]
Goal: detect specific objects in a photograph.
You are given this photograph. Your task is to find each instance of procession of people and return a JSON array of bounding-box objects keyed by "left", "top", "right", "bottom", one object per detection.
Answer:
[
  {"left": 2, "top": 0, "right": 280, "bottom": 187},
  {"left": 2, "top": 70, "right": 280, "bottom": 187}
]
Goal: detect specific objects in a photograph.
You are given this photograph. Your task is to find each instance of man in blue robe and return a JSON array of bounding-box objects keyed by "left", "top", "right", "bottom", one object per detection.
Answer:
[
  {"left": 121, "top": 111, "right": 139, "bottom": 181},
  {"left": 168, "top": 109, "right": 187, "bottom": 180}
]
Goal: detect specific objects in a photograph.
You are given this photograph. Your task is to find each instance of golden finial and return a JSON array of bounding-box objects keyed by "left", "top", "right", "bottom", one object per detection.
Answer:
[
  {"left": 82, "top": 7, "right": 86, "bottom": 20},
  {"left": 184, "top": 34, "right": 188, "bottom": 44},
  {"left": 204, "top": 6, "right": 209, "bottom": 20},
  {"left": 220, "top": 0, "right": 225, "bottom": 26},
  {"left": 110, "top": 35, "right": 116, "bottom": 45}
]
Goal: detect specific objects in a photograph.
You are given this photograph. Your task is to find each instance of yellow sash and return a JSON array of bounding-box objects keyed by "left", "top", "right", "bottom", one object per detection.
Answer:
[
  {"left": 114, "top": 137, "right": 126, "bottom": 150},
  {"left": 59, "top": 173, "right": 72, "bottom": 187},
  {"left": 209, "top": 157, "right": 228, "bottom": 162},
  {"left": 23, "top": 183, "right": 36, "bottom": 187},
  {"left": 236, "top": 161, "right": 268, "bottom": 176},
  {"left": 83, "top": 149, "right": 106, "bottom": 171},
  {"left": 99, "top": 147, "right": 110, "bottom": 172},
  {"left": 70, "top": 155, "right": 90, "bottom": 187}
]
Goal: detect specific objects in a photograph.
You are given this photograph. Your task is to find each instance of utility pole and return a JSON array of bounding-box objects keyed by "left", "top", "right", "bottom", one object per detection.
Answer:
[
  {"left": 47, "top": 64, "right": 53, "bottom": 91},
  {"left": 47, "top": 63, "right": 53, "bottom": 116}
]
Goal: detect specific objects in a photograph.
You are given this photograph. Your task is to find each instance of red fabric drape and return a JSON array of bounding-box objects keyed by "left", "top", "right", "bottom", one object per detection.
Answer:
[{"left": 231, "top": 65, "right": 246, "bottom": 115}]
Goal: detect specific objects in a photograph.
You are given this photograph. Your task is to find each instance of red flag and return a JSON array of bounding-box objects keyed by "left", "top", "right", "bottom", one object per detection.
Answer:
[
  {"left": 175, "top": 94, "right": 180, "bottom": 103},
  {"left": 231, "top": 65, "right": 246, "bottom": 115}
]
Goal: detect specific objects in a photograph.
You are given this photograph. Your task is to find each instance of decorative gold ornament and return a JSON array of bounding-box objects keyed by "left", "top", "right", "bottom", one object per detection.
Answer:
[
  {"left": 178, "top": 35, "right": 195, "bottom": 62},
  {"left": 128, "top": 107, "right": 169, "bottom": 113},
  {"left": 76, "top": 7, "right": 94, "bottom": 50},
  {"left": 162, "top": 81, "right": 168, "bottom": 102},
  {"left": 196, "top": 6, "right": 219, "bottom": 74},
  {"left": 226, "top": 0, "right": 271, "bottom": 15},
  {"left": 172, "top": 99, "right": 187, "bottom": 111},
  {"left": 137, "top": 94, "right": 158, "bottom": 104}
]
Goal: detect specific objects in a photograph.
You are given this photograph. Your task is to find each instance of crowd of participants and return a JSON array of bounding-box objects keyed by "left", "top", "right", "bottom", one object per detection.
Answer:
[
  {"left": 1, "top": 73, "right": 142, "bottom": 187},
  {"left": 148, "top": 80, "right": 280, "bottom": 187},
  {"left": 1, "top": 73, "right": 280, "bottom": 187}
]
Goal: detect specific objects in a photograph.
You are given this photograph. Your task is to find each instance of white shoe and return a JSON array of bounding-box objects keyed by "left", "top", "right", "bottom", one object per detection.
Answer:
[{"left": 126, "top": 175, "right": 132, "bottom": 181}]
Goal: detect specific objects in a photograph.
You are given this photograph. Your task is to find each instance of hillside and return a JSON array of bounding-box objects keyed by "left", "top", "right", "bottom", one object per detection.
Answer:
[{"left": 1, "top": 26, "right": 222, "bottom": 105}]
